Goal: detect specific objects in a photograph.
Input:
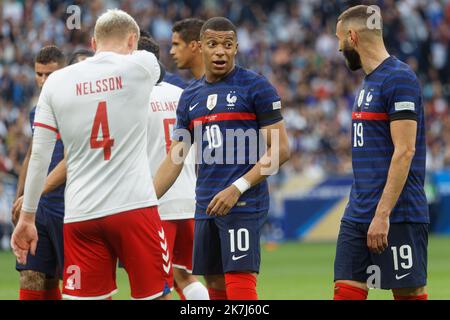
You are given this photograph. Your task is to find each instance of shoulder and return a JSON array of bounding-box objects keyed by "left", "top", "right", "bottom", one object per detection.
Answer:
[
  {"left": 181, "top": 78, "right": 204, "bottom": 98},
  {"left": 152, "top": 81, "right": 183, "bottom": 99},
  {"left": 383, "top": 57, "right": 419, "bottom": 85},
  {"left": 163, "top": 72, "right": 188, "bottom": 89},
  {"left": 236, "top": 66, "right": 268, "bottom": 84}
]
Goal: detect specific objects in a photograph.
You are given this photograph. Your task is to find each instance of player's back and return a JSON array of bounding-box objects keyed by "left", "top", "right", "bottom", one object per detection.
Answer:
[
  {"left": 147, "top": 82, "right": 196, "bottom": 219},
  {"left": 38, "top": 51, "right": 161, "bottom": 223}
]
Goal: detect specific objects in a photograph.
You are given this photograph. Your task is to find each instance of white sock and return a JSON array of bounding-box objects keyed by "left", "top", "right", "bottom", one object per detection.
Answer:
[{"left": 183, "top": 281, "right": 210, "bottom": 300}]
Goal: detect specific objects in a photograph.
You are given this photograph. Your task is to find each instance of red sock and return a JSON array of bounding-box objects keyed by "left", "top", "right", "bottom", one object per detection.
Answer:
[
  {"left": 19, "top": 289, "right": 45, "bottom": 300},
  {"left": 224, "top": 273, "right": 258, "bottom": 300},
  {"left": 334, "top": 283, "right": 368, "bottom": 300},
  {"left": 174, "top": 283, "right": 186, "bottom": 300},
  {"left": 394, "top": 294, "right": 428, "bottom": 300},
  {"left": 208, "top": 288, "right": 227, "bottom": 300},
  {"left": 43, "top": 287, "right": 62, "bottom": 300}
]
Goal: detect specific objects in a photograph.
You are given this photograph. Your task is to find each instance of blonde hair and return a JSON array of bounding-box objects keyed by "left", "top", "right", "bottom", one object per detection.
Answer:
[{"left": 94, "top": 9, "right": 140, "bottom": 43}]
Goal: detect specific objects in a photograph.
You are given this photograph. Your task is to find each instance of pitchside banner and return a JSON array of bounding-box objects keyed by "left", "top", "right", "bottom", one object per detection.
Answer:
[
  {"left": 432, "top": 169, "right": 450, "bottom": 234},
  {"left": 281, "top": 176, "right": 353, "bottom": 241},
  {"left": 278, "top": 170, "right": 450, "bottom": 241}
]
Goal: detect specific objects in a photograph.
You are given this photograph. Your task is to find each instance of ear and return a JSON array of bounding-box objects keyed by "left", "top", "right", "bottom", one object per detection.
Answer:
[
  {"left": 189, "top": 40, "right": 196, "bottom": 51},
  {"left": 128, "top": 33, "right": 137, "bottom": 51},
  {"left": 235, "top": 42, "right": 239, "bottom": 55},
  {"left": 198, "top": 40, "right": 203, "bottom": 53},
  {"left": 348, "top": 29, "right": 358, "bottom": 47},
  {"left": 91, "top": 37, "right": 97, "bottom": 51}
]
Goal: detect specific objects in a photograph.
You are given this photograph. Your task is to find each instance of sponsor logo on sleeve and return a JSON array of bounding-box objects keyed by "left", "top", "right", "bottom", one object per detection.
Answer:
[
  {"left": 272, "top": 101, "right": 281, "bottom": 110},
  {"left": 394, "top": 101, "right": 415, "bottom": 111}
]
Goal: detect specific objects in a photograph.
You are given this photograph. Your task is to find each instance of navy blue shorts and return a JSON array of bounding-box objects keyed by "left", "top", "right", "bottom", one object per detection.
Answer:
[
  {"left": 15, "top": 206, "right": 64, "bottom": 279},
  {"left": 192, "top": 212, "right": 267, "bottom": 275},
  {"left": 334, "top": 219, "right": 428, "bottom": 290}
]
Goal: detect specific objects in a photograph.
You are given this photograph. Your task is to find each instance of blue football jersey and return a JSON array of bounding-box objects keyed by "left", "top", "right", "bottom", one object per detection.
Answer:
[
  {"left": 164, "top": 71, "right": 189, "bottom": 89},
  {"left": 344, "top": 56, "right": 428, "bottom": 223},
  {"left": 30, "top": 107, "right": 65, "bottom": 218},
  {"left": 174, "top": 66, "right": 283, "bottom": 219}
]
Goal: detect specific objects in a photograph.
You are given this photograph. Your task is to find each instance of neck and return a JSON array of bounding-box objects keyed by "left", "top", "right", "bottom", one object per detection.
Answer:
[
  {"left": 96, "top": 43, "right": 130, "bottom": 55},
  {"left": 360, "top": 43, "right": 390, "bottom": 75},
  {"left": 189, "top": 55, "right": 205, "bottom": 80},
  {"left": 205, "top": 64, "right": 235, "bottom": 83}
]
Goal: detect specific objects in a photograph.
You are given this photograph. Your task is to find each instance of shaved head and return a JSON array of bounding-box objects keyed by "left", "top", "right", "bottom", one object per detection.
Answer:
[{"left": 338, "top": 5, "right": 383, "bottom": 40}]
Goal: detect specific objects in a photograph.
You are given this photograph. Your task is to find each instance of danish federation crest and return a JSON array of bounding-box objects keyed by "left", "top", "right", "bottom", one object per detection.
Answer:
[
  {"left": 357, "top": 89, "right": 365, "bottom": 107},
  {"left": 207, "top": 94, "right": 218, "bottom": 110}
]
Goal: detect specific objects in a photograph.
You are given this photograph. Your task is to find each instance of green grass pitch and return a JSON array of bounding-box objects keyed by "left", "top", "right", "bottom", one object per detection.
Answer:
[{"left": 1, "top": 236, "right": 449, "bottom": 300}]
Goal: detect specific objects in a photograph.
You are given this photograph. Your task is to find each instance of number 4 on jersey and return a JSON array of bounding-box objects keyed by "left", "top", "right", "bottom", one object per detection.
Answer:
[{"left": 90, "top": 101, "right": 114, "bottom": 160}]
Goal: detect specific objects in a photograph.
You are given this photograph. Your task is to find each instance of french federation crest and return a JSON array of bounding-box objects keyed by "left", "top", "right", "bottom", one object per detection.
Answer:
[
  {"left": 207, "top": 94, "right": 218, "bottom": 110},
  {"left": 357, "top": 89, "right": 365, "bottom": 107}
]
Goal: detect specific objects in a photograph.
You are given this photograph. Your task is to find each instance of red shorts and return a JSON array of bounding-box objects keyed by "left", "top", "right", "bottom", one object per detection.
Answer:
[
  {"left": 62, "top": 207, "right": 173, "bottom": 300},
  {"left": 161, "top": 219, "right": 194, "bottom": 273}
]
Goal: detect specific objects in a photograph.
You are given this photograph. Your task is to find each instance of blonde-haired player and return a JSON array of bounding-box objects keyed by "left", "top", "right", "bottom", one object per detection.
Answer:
[{"left": 11, "top": 9, "right": 172, "bottom": 300}]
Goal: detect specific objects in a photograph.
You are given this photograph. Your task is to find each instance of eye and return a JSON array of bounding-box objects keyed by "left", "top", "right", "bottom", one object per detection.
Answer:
[
  {"left": 36, "top": 73, "right": 43, "bottom": 77},
  {"left": 225, "top": 42, "right": 233, "bottom": 49},
  {"left": 207, "top": 41, "right": 216, "bottom": 48}
]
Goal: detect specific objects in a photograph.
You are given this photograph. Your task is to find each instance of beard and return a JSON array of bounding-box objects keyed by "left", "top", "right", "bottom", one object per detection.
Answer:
[{"left": 343, "top": 41, "right": 362, "bottom": 71}]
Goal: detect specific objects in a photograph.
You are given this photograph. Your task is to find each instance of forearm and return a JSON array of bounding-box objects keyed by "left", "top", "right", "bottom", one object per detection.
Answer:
[
  {"left": 15, "top": 146, "right": 32, "bottom": 199},
  {"left": 42, "top": 159, "right": 66, "bottom": 195},
  {"left": 241, "top": 142, "right": 290, "bottom": 188},
  {"left": 22, "top": 127, "right": 56, "bottom": 214},
  {"left": 376, "top": 150, "right": 415, "bottom": 217},
  {"left": 153, "top": 156, "right": 183, "bottom": 199}
]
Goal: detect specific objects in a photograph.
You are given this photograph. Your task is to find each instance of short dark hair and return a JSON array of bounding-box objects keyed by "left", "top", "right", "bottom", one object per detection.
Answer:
[
  {"left": 68, "top": 49, "right": 94, "bottom": 65},
  {"left": 138, "top": 36, "right": 160, "bottom": 59},
  {"left": 35, "top": 45, "right": 65, "bottom": 66},
  {"left": 172, "top": 18, "right": 204, "bottom": 43},
  {"left": 140, "top": 29, "right": 151, "bottom": 39},
  {"left": 200, "top": 17, "right": 237, "bottom": 39}
]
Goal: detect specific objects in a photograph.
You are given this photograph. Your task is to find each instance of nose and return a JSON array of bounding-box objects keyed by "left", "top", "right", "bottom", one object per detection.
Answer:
[
  {"left": 215, "top": 45, "right": 225, "bottom": 56},
  {"left": 170, "top": 47, "right": 175, "bottom": 55}
]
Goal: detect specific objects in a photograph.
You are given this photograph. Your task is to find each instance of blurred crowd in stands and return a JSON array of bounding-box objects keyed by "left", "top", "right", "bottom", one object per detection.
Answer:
[{"left": 0, "top": 0, "right": 449, "bottom": 240}]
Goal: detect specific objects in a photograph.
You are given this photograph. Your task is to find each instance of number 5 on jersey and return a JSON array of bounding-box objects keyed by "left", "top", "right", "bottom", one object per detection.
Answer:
[{"left": 90, "top": 101, "right": 115, "bottom": 160}]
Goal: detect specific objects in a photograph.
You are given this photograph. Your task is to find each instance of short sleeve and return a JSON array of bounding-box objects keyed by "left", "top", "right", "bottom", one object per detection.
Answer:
[
  {"left": 251, "top": 75, "right": 283, "bottom": 127},
  {"left": 382, "top": 70, "right": 420, "bottom": 122},
  {"left": 128, "top": 50, "right": 161, "bottom": 86},
  {"left": 34, "top": 81, "right": 58, "bottom": 133},
  {"left": 172, "top": 90, "right": 192, "bottom": 142}
]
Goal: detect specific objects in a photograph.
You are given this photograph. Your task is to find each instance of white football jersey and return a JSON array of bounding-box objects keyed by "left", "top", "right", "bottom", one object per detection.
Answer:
[
  {"left": 147, "top": 82, "right": 196, "bottom": 220},
  {"left": 34, "top": 51, "right": 161, "bottom": 223}
]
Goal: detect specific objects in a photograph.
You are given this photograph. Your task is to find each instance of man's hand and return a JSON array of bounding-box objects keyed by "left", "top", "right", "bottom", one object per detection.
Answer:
[
  {"left": 367, "top": 214, "right": 390, "bottom": 254},
  {"left": 11, "top": 212, "right": 38, "bottom": 265},
  {"left": 206, "top": 185, "right": 241, "bottom": 216},
  {"left": 11, "top": 196, "right": 24, "bottom": 226}
]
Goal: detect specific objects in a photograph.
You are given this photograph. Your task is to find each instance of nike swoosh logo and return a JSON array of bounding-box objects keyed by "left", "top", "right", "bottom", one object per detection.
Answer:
[
  {"left": 232, "top": 254, "right": 248, "bottom": 261},
  {"left": 189, "top": 102, "right": 199, "bottom": 111},
  {"left": 395, "top": 273, "right": 410, "bottom": 280}
]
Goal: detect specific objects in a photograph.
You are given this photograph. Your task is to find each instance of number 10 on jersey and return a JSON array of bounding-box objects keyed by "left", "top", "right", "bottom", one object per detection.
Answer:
[{"left": 90, "top": 101, "right": 115, "bottom": 160}]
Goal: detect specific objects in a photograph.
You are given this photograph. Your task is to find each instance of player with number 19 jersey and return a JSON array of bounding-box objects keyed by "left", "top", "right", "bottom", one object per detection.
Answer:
[
  {"left": 335, "top": 56, "right": 429, "bottom": 290},
  {"left": 344, "top": 56, "right": 428, "bottom": 224}
]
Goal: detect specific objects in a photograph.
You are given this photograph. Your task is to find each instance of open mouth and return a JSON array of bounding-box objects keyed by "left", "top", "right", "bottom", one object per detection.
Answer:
[{"left": 213, "top": 60, "right": 226, "bottom": 67}]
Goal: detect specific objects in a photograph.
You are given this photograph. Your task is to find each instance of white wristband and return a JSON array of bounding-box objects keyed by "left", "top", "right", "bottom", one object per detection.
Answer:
[{"left": 232, "top": 177, "right": 251, "bottom": 194}]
